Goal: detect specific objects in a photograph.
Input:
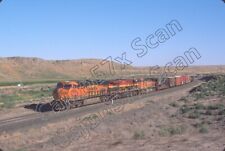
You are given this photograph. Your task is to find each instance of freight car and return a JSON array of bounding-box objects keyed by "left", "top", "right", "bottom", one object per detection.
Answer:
[{"left": 50, "top": 75, "right": 192, "bottom": 111}]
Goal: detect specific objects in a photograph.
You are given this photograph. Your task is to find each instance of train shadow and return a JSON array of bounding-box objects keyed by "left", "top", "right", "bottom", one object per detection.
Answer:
[{"left": 24, "top": 103, "right": 53, "bottom": 112}]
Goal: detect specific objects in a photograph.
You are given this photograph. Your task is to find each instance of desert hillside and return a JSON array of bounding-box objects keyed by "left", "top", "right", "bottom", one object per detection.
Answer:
[
  {"left": 0, "top": 57, "right": 225, "bottom": 82},
  {"left": 0, "top": 57, "right": 136, "bottom": 82}
]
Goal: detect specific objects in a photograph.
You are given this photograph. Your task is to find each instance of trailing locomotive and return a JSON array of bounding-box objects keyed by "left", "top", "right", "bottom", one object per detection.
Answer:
[{"left": 50, "top": 75, "right": 193, "bottom": 111}]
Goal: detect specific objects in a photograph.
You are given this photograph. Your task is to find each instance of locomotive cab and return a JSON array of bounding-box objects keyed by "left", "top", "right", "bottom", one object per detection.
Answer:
[{"left": 53, "top": 81, "right": 79, "bottom": 101}]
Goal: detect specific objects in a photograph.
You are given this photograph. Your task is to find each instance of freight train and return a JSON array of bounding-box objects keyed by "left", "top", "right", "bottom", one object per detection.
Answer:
[{"left": 50, "top": 75, "right": 193, "bottom": 111}]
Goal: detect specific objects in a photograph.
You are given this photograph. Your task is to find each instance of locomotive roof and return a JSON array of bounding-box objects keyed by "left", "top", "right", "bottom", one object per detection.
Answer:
[
  {"left": 56, "top": 77, "right": 167, "bottom": 87},
  {"left": 57, "top": 81, "right": 79, "bottom": 85}
]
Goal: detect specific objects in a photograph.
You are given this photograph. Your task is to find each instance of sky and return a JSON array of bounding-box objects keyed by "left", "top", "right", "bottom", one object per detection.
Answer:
[{"left": 0, "top": 0, "right": 224, "bottom": 66}]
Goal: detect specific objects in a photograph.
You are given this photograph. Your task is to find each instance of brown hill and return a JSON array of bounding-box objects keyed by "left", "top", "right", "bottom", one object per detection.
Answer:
[
  {"left": 0, "top": 57, "right": 137, "bottom": 82},
  {"left": 0, "top": 57, "right": 224, "bottom": 82}
]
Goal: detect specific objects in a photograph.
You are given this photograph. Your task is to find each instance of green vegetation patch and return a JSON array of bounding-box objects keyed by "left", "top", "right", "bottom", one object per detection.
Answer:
[
  {"left": 169, "top": 102, "right": 179, "bottom": 107},
  {"left": 0, "top": 87, "right": 54, "bottom": 108},
  {"left": 193, "top": 122, "right": 209, "bottom": 133},
  {"left": 159, "top": 125, "right": 186, "bottom": 137},
  {"left": 207, "top": 104, "right": 224, "bottom": 110},
  {"left": 190, "top": 75, "right": 225, "bottom": 100},
  {"left": 133, "top": 130, "right": 145, "bottom": 140},
  {"left": 188, "top": 110, "right": 201, "bottom": 119},
  {"left": 82, "top": 114, "right": 99, "bottom": 121},
  {"left": 179, "top": 103, "right": 225, "bottom": 119}
]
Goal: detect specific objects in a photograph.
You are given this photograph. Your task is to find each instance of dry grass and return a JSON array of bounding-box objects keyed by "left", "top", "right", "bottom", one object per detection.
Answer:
[{"left": 1, "top": 57, "right": 225, "bottom": 83}]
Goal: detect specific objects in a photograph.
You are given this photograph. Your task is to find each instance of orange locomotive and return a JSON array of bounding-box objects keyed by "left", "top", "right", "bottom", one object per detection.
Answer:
[
  {"left": 52, "top": 80, "right": 108, "bottom": 111},
  {"left": 51, "top": 78, "right": 156, "bottom": 111},
  {"left": 51, "top": 75, "right": 193, "bottom": 111}
]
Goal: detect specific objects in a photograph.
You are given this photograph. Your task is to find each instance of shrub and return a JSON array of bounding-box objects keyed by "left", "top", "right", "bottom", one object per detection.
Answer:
[
  {"left": 194, "top": 123, "right": 209, "bottom": 134},
  {"left": 169, "top": 102, "right": 179, "bottom": 107},
  {"left": 107, "top": 111, "right": 114, "bottom": 115},
  {"left": 178, "top": 97, "right": 188, "bottom": 102},
  {"left": 194, "top": 103, "right": 205, "bottom": 110},
  {"left": 194, "top": 93, "right": 204, "bottom": 100},
  {"left": 159, "top": 126, "right": 185, "bottom": 137},
  {"left": 205, "top": 110, "right": 213, "bottom": 115},
  {"left": 218, "top": 109, "right": 225, "bottom": 115},
  {"left": 180, "top": 105, "right": 192, "bottom": 114},
  {"left": 207, "top": 104, "right": 224, "bottom": 110},
  {"left": 133, "top": 130, "right": 145, "bottom": 140},
  {"left": 188, "top": 111, "right": 200, "bottom": 119},
  {"left": 199, "top": 124, "right": 208, "bottom": 133},
  {"left": 83, "top": 114, "right": 98, "bottom": 121}
]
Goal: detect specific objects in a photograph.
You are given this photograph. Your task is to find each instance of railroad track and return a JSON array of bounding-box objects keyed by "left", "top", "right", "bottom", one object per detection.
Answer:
[{"left": 0, "top": 81, "right": 201, "bottom": 133}]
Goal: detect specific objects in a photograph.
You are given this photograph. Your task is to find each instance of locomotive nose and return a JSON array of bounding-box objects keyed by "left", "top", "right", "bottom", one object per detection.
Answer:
[{"left": 53, "top": 88, "right": 60, "bottom": 101}]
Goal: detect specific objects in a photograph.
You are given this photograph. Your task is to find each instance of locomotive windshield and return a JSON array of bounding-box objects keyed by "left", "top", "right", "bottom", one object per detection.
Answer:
[
  {"left": 64, "top": 84, "right": 72, "bottom": 89},
  {"left": 56, "top": 83, "right": 63, "bottom": 88}
]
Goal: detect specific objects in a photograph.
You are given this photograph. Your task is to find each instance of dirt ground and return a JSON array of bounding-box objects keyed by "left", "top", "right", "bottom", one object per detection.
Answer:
[{"left": 0, "top": 83, "right": 225, "bottom": 151}]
